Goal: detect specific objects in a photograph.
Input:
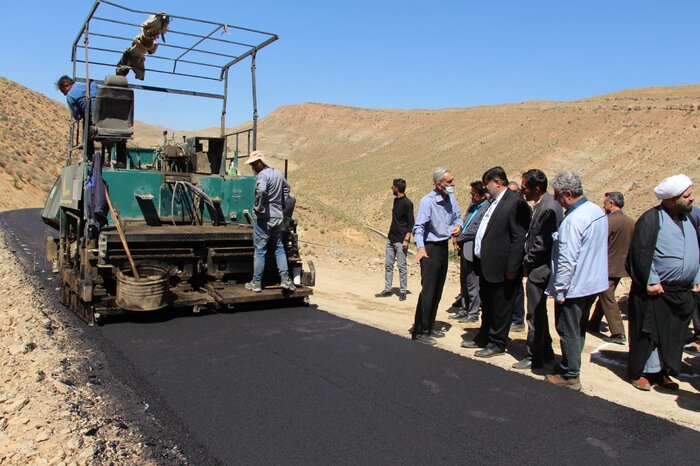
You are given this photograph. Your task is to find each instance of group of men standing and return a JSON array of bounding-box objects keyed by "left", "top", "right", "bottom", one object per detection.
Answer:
[{"left": 379, "top": 166, "right": 700, "bottom": 392}]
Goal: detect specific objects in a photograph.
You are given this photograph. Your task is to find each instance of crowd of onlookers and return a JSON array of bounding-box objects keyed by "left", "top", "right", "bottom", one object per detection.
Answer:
[{"left": 377, "top": 168, "right": 700, "bottom": 392}]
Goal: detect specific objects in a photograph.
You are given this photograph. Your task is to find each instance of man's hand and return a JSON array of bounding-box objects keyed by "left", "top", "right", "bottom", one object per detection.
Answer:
[
  {"left": 647, "top": 283, "right": 664, "bottom": 296},
  {"left": 402, "top": 239, "right": 410, "bottom": 253},
  {"left": 450, "top": 225, "right": 461, "bottom": 237},
  {"left": 452, "top": 238, "right": 461, "bottom": 253},
  {"left": 693, "top": 284, "right": 700, "bottom": 293},
  {"left": 412, "top": 247, "right": 428, "bottom": 265}
]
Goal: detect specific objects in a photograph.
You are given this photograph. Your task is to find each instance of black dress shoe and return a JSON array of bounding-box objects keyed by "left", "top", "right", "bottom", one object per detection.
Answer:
[
  {"left": 475, "top": 345, "right": 505, "bottom": 358},
  {"left": 375, "top": 290, "right": 392, "bottom": 298},
  {"left": 512, "top": 357, "right": 532, "bottom": 369},
  {"left": 603, "top": 334, "right": 627, "bottom": 345},
  {"left": 460, "top": 339, "right": 485, "bottom": 349},
  {"left": 458, "top": 314, "right": 479, "bottom": 324},
  {"left": 429, "top": 329, "right": 446, "bottom": 338},
  {"left": 414, "top": 334, "right": 437, "bottom": 346},
  {"left": 399, "top": 293, "right": 407, "bottom": 301}
]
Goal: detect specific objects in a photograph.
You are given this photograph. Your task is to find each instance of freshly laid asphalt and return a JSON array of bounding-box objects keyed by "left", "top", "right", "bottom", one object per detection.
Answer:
[{"left": 3, "top": 209, "right": 700, "bottom": 464}]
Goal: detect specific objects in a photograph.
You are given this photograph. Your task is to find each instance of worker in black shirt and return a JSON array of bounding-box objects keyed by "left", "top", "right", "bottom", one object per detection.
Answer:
[{"left": 376, "top": 179, "right": 415, "bottom": 301}]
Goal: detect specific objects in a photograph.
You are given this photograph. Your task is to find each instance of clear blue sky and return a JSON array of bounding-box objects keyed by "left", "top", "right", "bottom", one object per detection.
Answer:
[{"left": 2, "top": 0, "right": 698, "bottom": 130}]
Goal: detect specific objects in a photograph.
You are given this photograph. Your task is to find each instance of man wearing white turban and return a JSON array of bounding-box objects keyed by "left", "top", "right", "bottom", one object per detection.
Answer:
[
  {"left": 627, "top": 174, "right": 700, "bottom": 391},
  {"left": 653, "top": 174, "right": 693, "bottom": 201}
]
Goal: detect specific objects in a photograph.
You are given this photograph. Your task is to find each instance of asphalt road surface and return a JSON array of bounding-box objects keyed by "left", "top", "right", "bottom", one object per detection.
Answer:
[{"left": 3, "top": 208, "right": 700, "bottom": 464}]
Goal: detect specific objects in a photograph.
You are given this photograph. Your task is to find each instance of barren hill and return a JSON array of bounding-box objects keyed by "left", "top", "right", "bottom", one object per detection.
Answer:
[
  {"left": 246, "top": 87, "right": 700, "bottom": 258},
  {"left": 0, "top": 77, "right": 68, "bottom": 209},
  {"left": 2, "top": 76, "right": 700, "bottom": 259},
  {"left": 0, "top": 77, "right": 174, "bottom": 210},
  {"left": 256, "top": 87, "right": 700, "bottom": 223}
]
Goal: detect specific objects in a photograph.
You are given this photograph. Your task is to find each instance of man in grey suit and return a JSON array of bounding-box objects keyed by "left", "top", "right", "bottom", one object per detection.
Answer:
[{"left": 513, "top": 169, "right": 563, "bottom": 370}]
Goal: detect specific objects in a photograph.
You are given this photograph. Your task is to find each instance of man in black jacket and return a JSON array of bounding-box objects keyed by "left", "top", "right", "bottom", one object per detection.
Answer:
[
  {"left": 512, "top": 169, "right": 563, "bottom": 370},
  {"left": 461, "top": 167, "right": 531, "bottom": 357},
  {"left": 376, "top": 179, "right": 414, "bottom": 301}
]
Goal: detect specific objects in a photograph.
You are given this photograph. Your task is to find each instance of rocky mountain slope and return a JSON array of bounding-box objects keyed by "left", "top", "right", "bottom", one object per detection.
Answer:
[
  {"left": 256, "top": 87, "right": 700, "bottom": 224},
  {"left": 0, "top": 77, "right": 173, "bottom": 210},
  {"left": 251, "top": 86, "right": 700, "bottom": 258},
  {"left": 1, "top": 76, "right": 699, "bottom": 259}
]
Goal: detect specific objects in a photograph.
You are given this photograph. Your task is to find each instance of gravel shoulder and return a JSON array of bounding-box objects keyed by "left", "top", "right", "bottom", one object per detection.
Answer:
[{"left": 0, "top": 230, "right": 187, "bottom": 465}]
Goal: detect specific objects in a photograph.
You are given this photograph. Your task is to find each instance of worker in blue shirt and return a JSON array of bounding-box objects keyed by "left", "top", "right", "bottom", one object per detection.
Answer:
[
  {"left": 56, "top": 75, "right": 98, "bottom": 158},
  {"left": 56, "top": 75, "right": 98, "bottom": 121}
]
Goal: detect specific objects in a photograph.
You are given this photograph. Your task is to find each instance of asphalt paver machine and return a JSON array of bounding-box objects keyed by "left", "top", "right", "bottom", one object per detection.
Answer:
[{"left": 41, "top": 0, "right": 314, "bottom": 325}]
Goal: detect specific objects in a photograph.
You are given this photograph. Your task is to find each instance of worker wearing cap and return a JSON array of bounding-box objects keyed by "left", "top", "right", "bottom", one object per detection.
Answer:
[{"left": 244, "top": 151, "right": 295, "bottom": 293}]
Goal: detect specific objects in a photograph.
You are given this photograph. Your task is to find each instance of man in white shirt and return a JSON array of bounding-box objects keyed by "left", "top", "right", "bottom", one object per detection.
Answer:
[{"left": 461, "top": 167, "right": 531, "bottom": 357}]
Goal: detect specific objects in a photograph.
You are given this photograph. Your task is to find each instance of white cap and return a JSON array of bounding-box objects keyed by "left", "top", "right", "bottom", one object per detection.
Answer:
[{"left": 654, "top": 174, "right": 692, "bottom": 200}]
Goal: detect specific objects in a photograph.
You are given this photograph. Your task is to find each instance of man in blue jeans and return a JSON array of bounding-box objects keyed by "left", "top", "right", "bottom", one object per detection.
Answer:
[
  {"left": 375, "top": 179, "right": 414, "bottom": 301},
  {"left": 545, "top": 170, "right": 608, "bottom": 390},
  {"left": 244, "top": 151, "right": 295, "bottom": 293}
]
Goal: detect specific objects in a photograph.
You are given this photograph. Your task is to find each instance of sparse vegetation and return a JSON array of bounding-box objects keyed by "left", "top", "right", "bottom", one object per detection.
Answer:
[{"left": 2, "top": 75, "right": 700, "bottom": 270}]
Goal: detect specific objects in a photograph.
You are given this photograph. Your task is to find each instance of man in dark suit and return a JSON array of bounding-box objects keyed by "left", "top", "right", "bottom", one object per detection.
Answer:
[
  {"left": 512, "top": 169, "right": 563, "bottom": 369},
  {"left": 587, "top": 192, "right": 635, "bottom": 344},
  {"left": 461, "top": 167, "right": 531, "bottom": 357}
]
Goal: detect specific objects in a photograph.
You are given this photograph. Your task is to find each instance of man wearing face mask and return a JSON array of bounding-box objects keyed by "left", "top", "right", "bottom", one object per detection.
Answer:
[
  {"left": 462, "top": 166, "right": 531, "bottom": 357},
  {"left": 411, "top": 167, "right": 463, "bottom": 345},
  {"left": 244, "top": 151, "right": 294, "bottom": 293}
]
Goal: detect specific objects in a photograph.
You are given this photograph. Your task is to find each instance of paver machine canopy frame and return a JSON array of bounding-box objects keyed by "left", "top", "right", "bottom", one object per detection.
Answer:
[{"left": 69, "top": 0, "right": 279, "bottom": 165}]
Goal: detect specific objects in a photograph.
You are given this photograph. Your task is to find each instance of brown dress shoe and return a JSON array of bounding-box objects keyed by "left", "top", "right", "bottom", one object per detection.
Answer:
[
  {"left": 631, "top": 376, "right": 651, "bottom": 391},
  {"left": 657, "top": 375, "right": 679, "bottom": 391},
  {"left": 545, "top": 374, "right": 581, "bottom": 391}
]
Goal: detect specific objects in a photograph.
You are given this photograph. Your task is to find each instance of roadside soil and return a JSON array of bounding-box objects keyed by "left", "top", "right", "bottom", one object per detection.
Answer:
[{"left": 0, "top": 232, "right": 186, "bottom": 465}]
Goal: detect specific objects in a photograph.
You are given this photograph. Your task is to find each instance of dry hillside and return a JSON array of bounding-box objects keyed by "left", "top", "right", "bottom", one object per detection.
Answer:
[
  {"left": 248, "top": 87, "right": 700, "bottom": 260},
  {"left": 2, "top": 76, "right": 700, "bottom": 261},
  {"left": 0, "top": 77, "right": 68, "bottom": 210},
  {"left": 0, "top": 77, "right": 173, "bottom": 210},
  {"left": 255, "top": 87, "right": 700, "bottom": 226}
]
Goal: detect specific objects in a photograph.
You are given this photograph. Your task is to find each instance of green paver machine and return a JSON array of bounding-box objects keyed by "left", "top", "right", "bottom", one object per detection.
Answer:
[{"left": 41, "top": 0, "right": 314, "bottom": 325}]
